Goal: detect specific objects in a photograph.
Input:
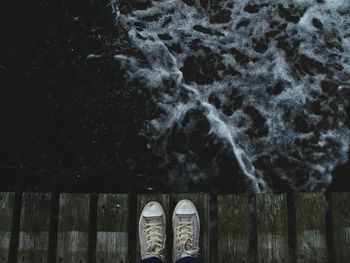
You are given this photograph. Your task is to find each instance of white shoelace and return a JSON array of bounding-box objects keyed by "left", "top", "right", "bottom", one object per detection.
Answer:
[
  {"left": 175, "top": 219, "right": 199, "bottom": 256},
  {"left": 145, "top": 221, "right": 165, "bottom": 258}
]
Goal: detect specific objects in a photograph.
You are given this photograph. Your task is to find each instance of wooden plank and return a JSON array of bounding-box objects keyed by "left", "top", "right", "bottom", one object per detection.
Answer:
[
  {"left": 331, "top": 192, "right": 350, "bottom": 263},
  {"left": 217, "top": 194, "right": 249, "bottom": 263},
  {"left": 294, "top": 192, "right": 327, "bottom": 263},
  {"left": 16, "top": 193, "right": 51, "bottom": 263},
  {"left": 256, "top": 194, "right": 289, "bottom": 263},
  {"left": 56, "top": 193, "right": 90, "bottom": 263},
  {"left": 96, "top": 194, "right": 129, "bottom": 263},
  {"left": 176, "top": 194, "right": 210, "bottom": 263},
  {"left": 136, "top": 194, "right": 169, "bottom": 263},
  {"left": 0, "top": 193, "right": 15, "bottom": 263}
]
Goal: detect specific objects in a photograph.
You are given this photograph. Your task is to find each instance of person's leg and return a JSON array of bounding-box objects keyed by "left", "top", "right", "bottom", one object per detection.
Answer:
[
  {"left": 175, "top": 256, "right": 203, "bottom": 263},
  {"left": 140, "top": 256, "right": 164, "bottom": 263},
  {"left": 139, "top": 201, "right": 166, "bottom": 263},
  {"left": 172, "top": 200, "right": 202, "bottom": 263}
]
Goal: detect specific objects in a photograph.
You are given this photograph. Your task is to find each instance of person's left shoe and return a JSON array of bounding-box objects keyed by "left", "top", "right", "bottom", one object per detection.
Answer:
[{"left": 139, "top": 201, "right": 167, "bottom": 261}]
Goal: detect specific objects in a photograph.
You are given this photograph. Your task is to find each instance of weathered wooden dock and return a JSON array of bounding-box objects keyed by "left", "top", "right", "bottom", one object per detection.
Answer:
[{"left": 0, "top": 192, "right": 349, "bottom": 263}]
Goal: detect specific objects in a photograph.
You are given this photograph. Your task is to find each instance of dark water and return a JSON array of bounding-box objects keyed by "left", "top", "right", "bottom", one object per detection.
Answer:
[{"left": 1, "top": 0, "right": 349, "bottom": 193}]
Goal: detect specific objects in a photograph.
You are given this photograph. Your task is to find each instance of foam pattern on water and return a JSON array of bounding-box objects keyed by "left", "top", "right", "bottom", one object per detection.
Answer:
[{"left": 111, "top": 0, "right": 350, "bottom": 192}]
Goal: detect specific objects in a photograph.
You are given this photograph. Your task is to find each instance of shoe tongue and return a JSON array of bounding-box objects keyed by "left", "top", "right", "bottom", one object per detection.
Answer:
[{"left": 143, "top": 204, "right": 163, "bottom": 217}]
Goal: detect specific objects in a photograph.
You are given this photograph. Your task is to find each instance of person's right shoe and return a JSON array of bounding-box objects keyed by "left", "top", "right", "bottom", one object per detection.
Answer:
[{"left": 172, "top": 199, "right": 200, "bottom": 262}]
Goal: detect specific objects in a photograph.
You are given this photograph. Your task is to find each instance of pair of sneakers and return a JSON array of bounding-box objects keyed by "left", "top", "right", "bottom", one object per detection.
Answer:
[{"left": 139, "top": 199, "right": 200, "bottom": 262}]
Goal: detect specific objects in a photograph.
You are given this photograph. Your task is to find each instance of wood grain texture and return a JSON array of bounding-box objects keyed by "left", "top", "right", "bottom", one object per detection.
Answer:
[
  {"left": 294, "top": 192, "right": 327, "bottom": 263},
  {"left": 0, "top": 193, "right": 15, "bottom": 263},
  {"left": 136, "top": 195, "right": 169, "bottom": 263},
  {"left": 176, "top": 194, "right": 210, "bottom": 263},
  {"left": 17, "top": 193, "right": 51, "bottom": 263},
  {"left": 56, "top": 193, "right": 90, "bottom": 263},
  {"left": 331, "top": 192, "right": 350, "bottom": 263},
  {"left": 217, "top": 194, "right": 249, "bottom": 263},
  {"left": 256, "top": 194, "right": 288, "bottom": 263},
  {"left": 96, "top": 194, "right": 129, "bottom": 263}
]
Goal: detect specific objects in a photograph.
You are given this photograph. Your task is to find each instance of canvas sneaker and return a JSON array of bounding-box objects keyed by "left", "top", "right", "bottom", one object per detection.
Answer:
[
  {"left": 172, "top": 199, "right": 200, "bottom": 262},
  {"left": 139, "top": 201, "right": 166, "bottom": 261}
]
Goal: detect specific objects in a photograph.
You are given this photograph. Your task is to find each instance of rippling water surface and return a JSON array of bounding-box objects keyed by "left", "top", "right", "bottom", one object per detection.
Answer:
[{"left": 108, "top": 0, "right": 350, "bottom": 192}]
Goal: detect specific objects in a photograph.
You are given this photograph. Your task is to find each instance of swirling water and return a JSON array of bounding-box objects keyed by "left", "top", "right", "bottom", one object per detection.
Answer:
[{"left": 109, "top": 0, "right": 350, "bottom": 192}]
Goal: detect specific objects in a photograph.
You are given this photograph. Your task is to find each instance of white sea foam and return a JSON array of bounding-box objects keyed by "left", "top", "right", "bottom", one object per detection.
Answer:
[{"left": 112, "top": 0, "right": 350, "bottom": 192}]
